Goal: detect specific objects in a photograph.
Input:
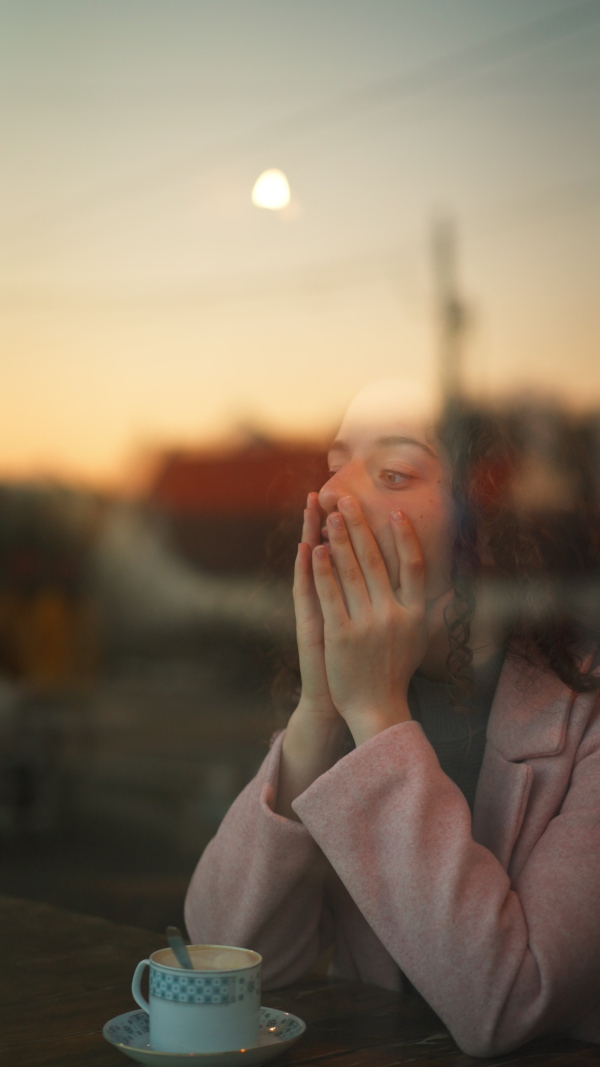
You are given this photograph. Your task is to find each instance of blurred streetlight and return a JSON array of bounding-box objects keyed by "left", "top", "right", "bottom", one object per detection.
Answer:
[{"left": 251, "top": 169, "right": 291, "bottom": 210}]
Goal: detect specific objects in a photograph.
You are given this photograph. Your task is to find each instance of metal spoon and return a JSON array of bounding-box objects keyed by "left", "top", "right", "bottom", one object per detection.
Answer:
[{"left": 166, "top": 925, "right": 194, "bottom": 969}]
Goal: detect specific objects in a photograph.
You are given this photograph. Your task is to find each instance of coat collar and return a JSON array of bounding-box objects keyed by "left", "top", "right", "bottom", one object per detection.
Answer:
[{"left": 486, "top": 652, "right": 575, "bottom": 762}]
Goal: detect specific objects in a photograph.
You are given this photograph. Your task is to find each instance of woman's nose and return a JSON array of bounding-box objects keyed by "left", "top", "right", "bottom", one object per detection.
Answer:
[{"left": 318, "top": 468, "right": 352, "bottom": 514}]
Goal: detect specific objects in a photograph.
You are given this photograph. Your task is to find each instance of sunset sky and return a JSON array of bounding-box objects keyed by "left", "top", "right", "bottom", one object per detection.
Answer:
[{"left": 1, "top": 0, "right": 599, "bottom": 487}]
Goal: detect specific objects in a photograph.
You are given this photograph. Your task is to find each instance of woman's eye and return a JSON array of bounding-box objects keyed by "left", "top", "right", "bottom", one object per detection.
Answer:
[{"left": 380, "top": 469, "right": 410, "bottom": 486}]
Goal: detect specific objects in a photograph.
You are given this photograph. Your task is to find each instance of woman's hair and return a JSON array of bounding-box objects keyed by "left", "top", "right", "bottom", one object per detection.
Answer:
[{"left": 438, "top": 399, "right": 600, "bottom": 704}]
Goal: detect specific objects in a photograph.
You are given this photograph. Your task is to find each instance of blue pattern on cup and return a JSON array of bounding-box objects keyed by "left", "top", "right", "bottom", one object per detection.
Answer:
[{"left": 150, "top": 970, "right": 242, "bottom": 1005}]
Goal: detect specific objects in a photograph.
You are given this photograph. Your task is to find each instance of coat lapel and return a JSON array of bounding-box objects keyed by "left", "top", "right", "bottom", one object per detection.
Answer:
[{"left": 472, "top": 654, "right": 575, "bottom": 870}]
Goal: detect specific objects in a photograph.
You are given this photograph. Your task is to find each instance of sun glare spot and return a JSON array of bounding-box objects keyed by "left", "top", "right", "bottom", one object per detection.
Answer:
[{"left": 251, "top": 169, "right": 291, "bottom": 210}]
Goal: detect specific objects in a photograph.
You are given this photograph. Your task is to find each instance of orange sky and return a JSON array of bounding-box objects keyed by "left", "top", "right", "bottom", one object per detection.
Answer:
[{"left": 1, "top": 1, "right": 599, "bottom": 488}]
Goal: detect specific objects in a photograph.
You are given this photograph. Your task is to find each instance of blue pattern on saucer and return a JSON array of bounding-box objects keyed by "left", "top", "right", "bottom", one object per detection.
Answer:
[
  {"left": 104, "top": 1010, "right": 149, "bottom": 1046},
  {"left": 257, "top": 1009, "right": 304, "bottom": 1041},
  {"left": 103, "top": 1006, "right": 307, "bottom": 1064}
]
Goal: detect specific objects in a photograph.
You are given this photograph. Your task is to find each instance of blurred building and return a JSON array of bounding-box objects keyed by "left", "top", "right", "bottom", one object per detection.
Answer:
[
  {"left": 0, "top": 483, "right": 102, "bottom": 692},
  {"left": 145, "top": 434, "right": 329, "bottom": 575},
  {"left": 0, "top": 440, "right": 329, "bottom": 927}
]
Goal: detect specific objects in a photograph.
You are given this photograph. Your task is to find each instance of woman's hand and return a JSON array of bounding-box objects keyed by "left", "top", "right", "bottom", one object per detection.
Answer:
[
  {"left": 274, "top": 494, "right": 347, "bottom": 820},
  {"left": 293, "top": 492, "right": 339, "bottom": 720},
  {"left": 312, "top": 495, "right": 434, "bottom": 745}
]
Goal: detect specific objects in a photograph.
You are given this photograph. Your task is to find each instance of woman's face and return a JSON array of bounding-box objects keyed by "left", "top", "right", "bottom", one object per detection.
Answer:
[{"left": 317, "top": 382, "right": 456, "bottom": 603}]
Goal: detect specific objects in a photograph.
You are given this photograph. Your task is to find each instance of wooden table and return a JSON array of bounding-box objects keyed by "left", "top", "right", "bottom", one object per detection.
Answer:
[{"left": 1, "top": 895, "right": 597, "bottom": 1066}]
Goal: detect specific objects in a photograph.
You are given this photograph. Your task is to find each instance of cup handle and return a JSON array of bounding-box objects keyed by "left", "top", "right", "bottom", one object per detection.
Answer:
[{"left": 132, "top": 959, "right": 150, "bottom": 1013}]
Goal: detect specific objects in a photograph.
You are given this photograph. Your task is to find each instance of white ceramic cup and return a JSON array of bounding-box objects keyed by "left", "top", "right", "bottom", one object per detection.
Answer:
[{"left": 131, "top": 944, "right": 262, "bottom": 1054}]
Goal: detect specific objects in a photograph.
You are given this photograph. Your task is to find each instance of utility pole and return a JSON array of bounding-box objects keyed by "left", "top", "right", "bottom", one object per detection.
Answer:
[{"left": 432, "top": 216, "right": 467, "bottom": 405}]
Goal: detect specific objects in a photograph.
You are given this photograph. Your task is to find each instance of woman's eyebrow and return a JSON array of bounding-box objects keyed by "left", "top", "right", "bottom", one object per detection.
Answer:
[
  {"left": 374, "top": 435, "right": 436, "bottom": 457},
  {"left": 328, "top": 435, "right": 436, "bottom": 457}
]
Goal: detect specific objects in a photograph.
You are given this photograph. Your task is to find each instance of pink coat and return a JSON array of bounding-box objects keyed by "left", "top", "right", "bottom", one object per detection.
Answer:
[{"left": 184, "top": 655, "right": 600, "bottom": 1057}]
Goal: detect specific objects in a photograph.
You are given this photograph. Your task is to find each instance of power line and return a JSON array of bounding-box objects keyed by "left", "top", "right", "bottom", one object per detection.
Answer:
[
  {"left": 0, "top": 245, "right": 417, "bottom": 314},
  {"left": 469, "top": 172, "right": 600, "bottom": 229},
  {"left": 1, "top": 170, "right": 599, "bottom": 318},
  {"left": 2, "top": 0, "right": 599, "bottom": 244}
]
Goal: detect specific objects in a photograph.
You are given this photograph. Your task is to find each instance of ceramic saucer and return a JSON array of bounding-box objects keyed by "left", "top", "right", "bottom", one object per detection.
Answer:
[{"left": 103, "top": 1006, "right": 306, "bottom": 1067}]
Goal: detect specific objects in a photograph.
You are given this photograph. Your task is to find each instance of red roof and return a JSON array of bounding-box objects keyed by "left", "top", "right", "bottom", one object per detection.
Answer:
[{"left": 147, "top": 440, "right": 329, "bottom": 517}]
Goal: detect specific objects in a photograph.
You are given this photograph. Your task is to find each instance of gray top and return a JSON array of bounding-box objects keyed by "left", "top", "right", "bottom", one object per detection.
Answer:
[{"left": 407, "top": 652, "right": 504, "bottom": 812}]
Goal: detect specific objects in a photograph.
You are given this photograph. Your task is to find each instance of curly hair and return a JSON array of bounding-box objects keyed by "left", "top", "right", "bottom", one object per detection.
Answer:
[{"left": 438, "top": 400, "right": 600, "bottom": 706}]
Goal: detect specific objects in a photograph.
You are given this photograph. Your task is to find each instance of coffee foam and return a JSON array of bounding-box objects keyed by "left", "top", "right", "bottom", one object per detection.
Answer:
[
  {"left": 154, "top": 944, "right": 259, "bottom": 972},
  {"left": 188, "top": 947, "right": 256, "bottom": 972}
]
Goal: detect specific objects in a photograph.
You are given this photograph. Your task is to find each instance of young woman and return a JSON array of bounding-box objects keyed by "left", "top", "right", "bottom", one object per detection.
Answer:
[{"left": 184, "top": 380, "right": 600, "bottom": 1057}]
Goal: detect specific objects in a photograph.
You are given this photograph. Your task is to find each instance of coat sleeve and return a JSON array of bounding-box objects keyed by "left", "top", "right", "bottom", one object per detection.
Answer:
[
  {"left": 292, "top": 714, "right": 600, "bottom": 1057},
  {"left": 184, "top": 731, "right": 332, "bottom": 988}
]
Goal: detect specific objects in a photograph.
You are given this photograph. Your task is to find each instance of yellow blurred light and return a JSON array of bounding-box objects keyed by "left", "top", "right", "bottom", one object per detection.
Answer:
[{"left": 251, "top": 169, "right": 291, "bottom": 210}]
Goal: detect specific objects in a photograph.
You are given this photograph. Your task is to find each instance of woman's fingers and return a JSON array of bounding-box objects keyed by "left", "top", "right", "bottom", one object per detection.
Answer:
[
  {"left": 325, "top": 511, "right": 374, "bottom": 616},
  {"left": 390, "top": 509, "right": 426, "bottom": 611},
  {"left": 328, "top": 496, "right": 391, "bottom": 611},
  {"left": 294, "top": 540, "right": 322, "bottom": 622},
  {"left": 312, "top": 544, "right": 351, "bottom": 629},
  {"left": 294, "top": 538, "right": 314, "bottom": 596},
  {"left": 296, "top": 494, "right": 322, "bottom": 607},
  {"left": 301, "top": 492, "right": 322, "bottom": 549},
  {"left": 295, "top": 493, "right": 330, "bottom": 637},
  {"left": 320, "top": 495, "right": 426, "bottom": 620},
  {"left": 294, "top": 543, "right": 325, "bottom": 653}
]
